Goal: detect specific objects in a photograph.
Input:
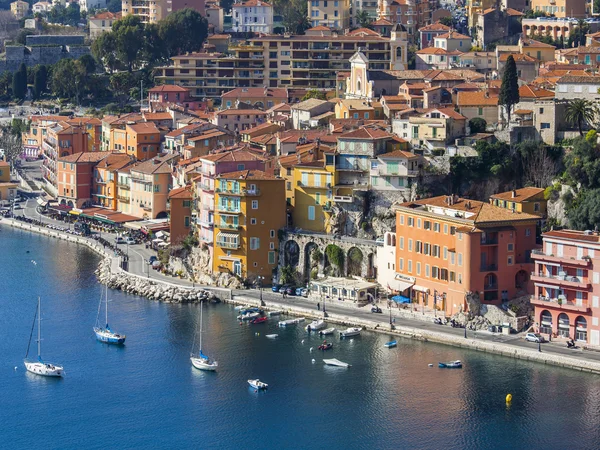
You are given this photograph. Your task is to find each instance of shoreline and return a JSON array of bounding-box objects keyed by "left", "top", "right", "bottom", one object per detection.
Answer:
[{"left": 3, "top": 217, "right": 600, "bottom": 375}]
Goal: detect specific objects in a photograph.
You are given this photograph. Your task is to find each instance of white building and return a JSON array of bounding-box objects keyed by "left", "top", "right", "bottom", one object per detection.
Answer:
[
  {"left": 376, "top": 232, "right": 400, "bottom": 295},
  {"left": 32, "top": 1, "right": 52, "bottom": 13},
  {"left": 78, "top": 0, "right": 107, "bottom": 11},
  {"left": 370, "top": 150, "right": 420, "bottom": 198},
  {"left": 232, "top": 0, "right": 273, "bottom": 33}
]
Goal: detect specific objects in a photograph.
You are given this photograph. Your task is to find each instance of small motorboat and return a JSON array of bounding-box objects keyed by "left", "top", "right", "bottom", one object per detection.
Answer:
[
  {"left": 268, "top": 310, "right": 282, "bottom": 316},
  {"left": 319, "top": 327, "right": 336, "bottom": 336},
  {"left": 234, "top": 305, "right": 249, "bottom": 311},
  {"left": 323, "top": 358, "right": 351, "bottom": 368},
  {"left": 384, "top": 340, "right": 397, "bottom": 348},
  {"left": 438, "top": 360, "right": 462, "bottom": 369},
  {"left": 305, "top": 319, "right": 326, "bottom": 332},
  {"left": 294, "top": 317, "right": 306, "bottom": 323},
  {"left": 340, "top": 327, "right": 362, "bottom": 338},
  {"left": 238, "top": 312, "right": 261, "bottom": 321},
  {"left": 318, "top": 341, "right": 333, "bottom": 351},
  {"left": 251, "top": 316, "right": 268, "bottom": 324},
  {"left": 265, "top": 334, "right": 279, "bottom": 339},
  {"left": 278, "top": 319, "right": 297, "bottom": 327},
  {"left": 248, "top": 379, "right": 268, "bottom": 389}
]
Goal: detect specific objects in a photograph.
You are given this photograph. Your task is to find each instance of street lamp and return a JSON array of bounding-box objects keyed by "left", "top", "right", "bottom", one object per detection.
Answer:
[{"left": 258, "top": 275, "right": 265, "bottom": 306}]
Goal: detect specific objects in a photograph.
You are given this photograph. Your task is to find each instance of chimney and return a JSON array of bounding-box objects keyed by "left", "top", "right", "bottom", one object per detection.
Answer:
[
  {"left": 453, "top": 194, "right": 459, "bottom": 205},
  {"left": 512, "top": 190, "right": 517, "bottom": 198}
]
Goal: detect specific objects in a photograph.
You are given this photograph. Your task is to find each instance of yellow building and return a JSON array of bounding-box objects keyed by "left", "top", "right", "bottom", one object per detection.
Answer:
[
  {"left": 213, "top": 170, "right": 285, "bottom": 282},
  {"left": 530, "top": 0, "right": 586, "bottom": 18},
  {"left": 307, "top": 1, "right": 350, "bottom": 30},
  {"left": 0, "top": 161, "right": 18, "bottom": 202},
  {"left": 489, "top": 187, "right": 547, "bottom": 217},
  {"left": 10, "top": 0, "right": 29, "bottom": 19},
  {"left": 519, "top": 37, "right": 556, "bottom": 63},
  {"left": 291, "top": 158, "right": 337, "bottom": 233}
]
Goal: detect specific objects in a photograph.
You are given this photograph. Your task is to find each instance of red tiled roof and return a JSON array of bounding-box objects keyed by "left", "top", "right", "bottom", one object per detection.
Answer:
[
  {"left": 217, "top": 169, "right": 278, "bottom": 180},
  {"left": 168, "top": 186, "right": 193, "bottom": 199}
]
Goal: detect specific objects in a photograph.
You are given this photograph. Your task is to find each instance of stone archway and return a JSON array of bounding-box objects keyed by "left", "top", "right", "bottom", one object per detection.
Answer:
[
  {"left": 284, "top": 240, "right": 300, "bottom": 268},
  {"left": 540, "top": 310, "right": 552, "bottom": 335},
  {"left": 575, "top": 316, "right": 587, "bottom": 342},
  {"left": 347, "top": 247, "right": 363, "bottom": 276},
  {"left": 156, "top": 211, "right": 168, "bottom": 219},
  {"left": 515, "top": 269, "right": 528, "bottom": 289}
]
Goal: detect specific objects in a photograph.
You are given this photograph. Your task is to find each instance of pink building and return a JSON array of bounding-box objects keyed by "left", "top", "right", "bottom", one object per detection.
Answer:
[
  {"left": 196, "top": 149, "right": 266, "bottom": 252},
  {"left": 148, "top": 85, "right": 206, "bottom": 111},
  {"left": 531, "top": 229, "right": 600, "bottom": 346}
]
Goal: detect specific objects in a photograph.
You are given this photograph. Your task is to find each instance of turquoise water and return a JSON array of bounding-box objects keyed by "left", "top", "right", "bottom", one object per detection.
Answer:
[{"left": 1, "top": 226, "right": 600, "bottom": 449}]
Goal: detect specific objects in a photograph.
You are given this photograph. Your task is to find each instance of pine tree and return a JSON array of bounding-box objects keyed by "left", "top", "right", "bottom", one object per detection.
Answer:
[
  {"left": 33, "top": 65, "right": 47, "bottom": 100},
  {"left": 499, "top": 55, "right": 520, "bottom": 127}
]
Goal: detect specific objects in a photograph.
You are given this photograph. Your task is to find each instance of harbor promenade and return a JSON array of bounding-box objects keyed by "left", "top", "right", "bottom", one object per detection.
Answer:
[{"left": 3, "top": 210, "right": 600, "bottom": 374}]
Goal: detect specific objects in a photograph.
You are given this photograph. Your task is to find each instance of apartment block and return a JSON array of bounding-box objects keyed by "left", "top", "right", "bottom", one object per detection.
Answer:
[
  {"left": 155, "top": 27, "right": 408, "bottom": 98},
  {"left": 212, "top": 170, "right": 285, "bottom": 282},
  {"left": 395, "top": 195, "right": 539, "bottom": 316},
  {"left": 291, "top": 159, "right": 336, "bottom": 232},
  {"left": 128, "top": 157, "right": 173, "bottom": 219},
  {"left": 93, "top": 153, "right": 134, "bottom": 210},
  {"left": 168, "top": 186, "right": 193, "bottom": 245},
  {"left": 121, "top": 0, "right": 166, "bottom": 23},
  {"left": 109, "top": 122, "right": 161, "bottom": 161},
  {"left": 57, "top": 152, "right": 110, "bottom": 208},
  {"left": 232, "top": 0, "right": 274, "bottom": 33},
  {"left": 0, "top": 161, "right": 19, "bottom": 202},
  {"left": 308, "top": 0, "right": 351, "bottom": 30},
  {"left": 377, "top": 0, "right": 435, "bottom": 37},
  {"left": 530, "top": 0, "right": 586, "bottom": 18},
  {"left": 530, "top": 229, "right": 600, "bottom": 346}
]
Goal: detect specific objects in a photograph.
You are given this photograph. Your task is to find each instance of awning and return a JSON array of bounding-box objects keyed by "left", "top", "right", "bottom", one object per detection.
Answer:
[
  {"left": 156, "top": 231, "right": 169, "bottom": 239},
  {"left": 413, "top": 285, "right": 430, "bottom": 293},
  {"left": 217, "top": 232, "right": 238, "bottom": 240},
  {"left": 391, "top": 295, "right": 411, "bottom": 304},
  {"left": 389, "top": 279, "right": 414, "bottom": 292}
]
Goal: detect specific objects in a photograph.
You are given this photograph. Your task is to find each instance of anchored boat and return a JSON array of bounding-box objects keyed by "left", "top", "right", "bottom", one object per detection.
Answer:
[
  {"left": 305, "top": 319, "right": 326, "bottom": 332},
  {"left": 319, "top": 327, "right": 336, "bottom": 336},
  {"left": 438, "top": 360, "right": 462, "bottom": 369},
  {"left": 24, "top": 297, "right": 64, "bottom": 377},
  {"left": 323, "top": 358, "right": 351, "bottom": 368},
  {"left": 93, "top": 282, "right": 126, "bottom": 345},
  {"left": 384, "top": 340, "right": 397, "bottom": 348},
  {"left": 190, "top": 302, "right": 218, "bottom": 371},
  {"left": 248, "top": 379, "right": 268, "bottom": 390},
  {"left": 340, "top": 327, "right": 362, "bottom": 338}
]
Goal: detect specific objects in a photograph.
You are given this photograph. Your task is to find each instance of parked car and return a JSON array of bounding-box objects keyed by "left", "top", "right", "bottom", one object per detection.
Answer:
[
  {"left": 371, "top": 306, "right": 382, "bottom": 313},
  {"left": 286, "top": 286, "right": 296, "bottom": 296},
  {"left": 525, "top": 332, "right": 545, "bottom": 343},
  {"left": 148, "top": 256, "right": 158, "bottom": 264},
  {"left": 295, "top": 287, "right": 304, "bottom": 296},
  {"left": 278, "top": 285, "right": 290, "bottom": 294},
  {"left": 124, "top": 237, "right": 136, "bottom": 245},
  {"left": 300, "top": 288, "right": 308, "bottom": 297},
  {"left": 271, "top": 284, "right": 281, "bottom": 293},
  {"left": 114, "top": 236, "right": 126, "bottom": 244}
]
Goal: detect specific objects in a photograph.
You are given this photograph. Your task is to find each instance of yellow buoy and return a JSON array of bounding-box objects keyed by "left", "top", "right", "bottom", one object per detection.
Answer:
[{"left": 506, "top": 394, "right": 513, "bottom": 403}]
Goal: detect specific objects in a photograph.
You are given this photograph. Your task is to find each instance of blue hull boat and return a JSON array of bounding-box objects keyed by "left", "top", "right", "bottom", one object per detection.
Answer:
[
  {"left": 384, "top": 340, "right": 397, "bottom": 348},
  {"left": 94, "top": 326, "right": 126, "bottom": 345},
  {"left": 438, "top": 360, "right": 462, "bottom": 368}
]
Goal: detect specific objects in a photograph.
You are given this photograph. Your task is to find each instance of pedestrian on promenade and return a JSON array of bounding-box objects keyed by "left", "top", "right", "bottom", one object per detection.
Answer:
[
  {"left": 282, "top": 291, "right": 287, "bottom": 299},
  {"left": 317, "top": 302, "right": 320, "bottom": 311}
]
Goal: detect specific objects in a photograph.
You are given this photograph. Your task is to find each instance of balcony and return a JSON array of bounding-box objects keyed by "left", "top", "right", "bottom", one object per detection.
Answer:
[
  {"left": 117, "top": 182, "right": 130, "bottom": 190},
  {"left": 297, "top": 181, "right": 327, "bottom": 189},
  {"left": 200, "top": 235, "right": 213, "bottom": 243},
  {"left": 216, "top": 240, "right": 240, "bottom": 249},
  {"left": 218, "top": 223, "right": 241, "bottom": 230},
  {"left": 198, "top": 219, "right": 213, "bottom": 228},
  {"left": 333, "top": 195, "right": 353, "bottom": 203},
  {"left": 95, "top": 178, "right": 107, "bottom": 184},
  {"left": 480, "top": 237, "right": 498, "bottom": 245},
  {"left": 530, "top": 295, "right": 590, "bottom": 313},
  {"left": 201, "top": 183, "right": 213, "bottom": 192},
  {"left": 117, "top": 195, "right": 130, "bottom": 203},
  {"left": 531, "top": 249, "right": 591, "bottom": 267},
  {"left": 480, "top": 264, "right": 498, "bottom": 272},
  {"left": 530, "top": 272, "right": 591, "bottom": 290},
  {"left": 243, "top": 188, "right": 260, "bottom": 196},
  {"left": 201, "top": 203, "right": 213, "bottom": 210},
  {"left": 216, "top": 205, "right": 241, "bottom": 213},
  {"left": 142, "top": 205, "right": 152, "bottom": 212}
]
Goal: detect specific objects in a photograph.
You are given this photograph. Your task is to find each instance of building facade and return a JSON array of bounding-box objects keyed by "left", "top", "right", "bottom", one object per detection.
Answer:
[{"left": 232, "top": 0, "right": 274, "bottom": 33}]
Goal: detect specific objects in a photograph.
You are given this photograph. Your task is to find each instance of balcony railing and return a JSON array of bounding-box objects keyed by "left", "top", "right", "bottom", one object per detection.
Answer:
[
  {"left": 216, "top": 205, "right": 241, "bottom": 213},
  {"left": 117, "top": 182, "right": 130, "bottom": 190},
  {"left": 531, "top": 295, "right": 590, "bottom": 312},
  {"left": 218, "top": 223, "right": 241, "bottom": 230},
  {"left": 531, "top": 272, "right": 591, "bottom": 289},
  {"left": 480, "top": 264, "right": 498, "bottom": 271},
  {"left": 142, "top": 205, "right": 152, "bottom": 212},
  {"left": 480, "top": 238, "right": 498, "bottom": 245},
  {"left": 216, "top": 240, "right": 240, "bottom": 249},
  {"left": 117, "top": 195, "right": 130, "bottom": 203},
  {"left": 530, "top": 249, "right": 592, "bottom": 267}
]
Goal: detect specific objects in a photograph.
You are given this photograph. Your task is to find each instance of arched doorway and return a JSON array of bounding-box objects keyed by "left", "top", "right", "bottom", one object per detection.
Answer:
[
  {"left": 575, "top": 316, "right": 588, "bottom": 342},
  {"left": 558, "top": 313, "right": 570, "bottom": 338},
  {"left": 347, "top": 247, "right": 363, "bottom": 276},
  {"left": 156, "top": 211, "right": 168, "bottom": 219},
  {"left": 540, "top": 310, "right": 553, "bottom": 335},
  {"left": 515, "top": 270, "right": 528, "bottom": 289},
  {"left": 283, "top": 240, "right": 300, "bottom": 268},
  {"left": 304, "top": 242, "right": 319, "bottom": 282}
]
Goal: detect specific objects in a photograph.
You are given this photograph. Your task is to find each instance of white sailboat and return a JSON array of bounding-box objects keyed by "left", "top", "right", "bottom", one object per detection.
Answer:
[
  {"left": 24, "top": 297, "right": 64, "bottom": 377},
  {"left": 190, "top": 302, "right": 218, "bottom": 371},
  {"left": 94, "top": 282, "right": 126, "bottom": 344}
]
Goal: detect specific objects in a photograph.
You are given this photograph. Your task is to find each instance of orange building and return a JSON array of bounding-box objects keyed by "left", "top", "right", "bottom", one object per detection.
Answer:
[
  {"left": 212, "top": 170, "right": 285, "bottom": 282},
  {"left": 57, "top": 152, "right": 110, "bottom": 208},
  {"left": 168, "top": 186, "right": 193, "bottom": 245},
  {"left": 41, "top": 122, "right": 91, "bottom": 193},
  {"left": 0, "top": 161, "right": 18, "bottom": 202},
  {"left": 110, "top": 122, "right": 161, "bottom": 161},
  {"left": 92, "top": 154, "right": 134, "bottom": 209},
  {"left": 394, "top": 195, "right": 539, "bottom": 316}
]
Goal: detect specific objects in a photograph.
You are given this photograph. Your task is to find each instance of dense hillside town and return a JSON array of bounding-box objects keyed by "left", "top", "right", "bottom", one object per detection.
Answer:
[{"left": 3, "top": 0, "right": 600, "bottom": 349}]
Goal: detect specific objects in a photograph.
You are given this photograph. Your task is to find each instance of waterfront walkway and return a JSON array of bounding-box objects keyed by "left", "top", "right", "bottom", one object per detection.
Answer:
[{"left": 4, "top": 205, "right": 600, "bottom": 374}]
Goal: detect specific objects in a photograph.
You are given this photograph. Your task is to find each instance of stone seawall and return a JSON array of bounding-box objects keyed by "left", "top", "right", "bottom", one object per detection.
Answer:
[{"left": 1, "top": 219, "right": 231, "bottom": 303}]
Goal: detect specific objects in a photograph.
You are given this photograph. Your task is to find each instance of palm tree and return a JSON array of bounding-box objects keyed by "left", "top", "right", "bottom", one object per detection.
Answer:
[
  {"left": 355, "top": 10, "right": 373, "bottom": 29},
  {"left": 565, "top": 99, "right": 596, "bottom": 136}
]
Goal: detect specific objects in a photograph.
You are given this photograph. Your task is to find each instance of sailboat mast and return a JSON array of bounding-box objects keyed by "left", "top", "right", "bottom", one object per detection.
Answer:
[
  {"left": 199, "top": 302, "right": 203, "bottom": 351},
  {"left": 105, "top": 283, "right": 109, "bottom": 327},
  {"left": 38, "top": 297, "right": 41, "bottom": 359}
]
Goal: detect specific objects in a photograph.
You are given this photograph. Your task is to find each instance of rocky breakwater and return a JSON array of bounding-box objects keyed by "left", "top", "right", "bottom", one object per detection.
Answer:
[{"left": 95, "top": 259, "right": 214, "bottom": 303}]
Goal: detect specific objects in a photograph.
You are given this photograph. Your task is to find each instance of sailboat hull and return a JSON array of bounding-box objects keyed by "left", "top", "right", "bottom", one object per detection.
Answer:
[
  {"left": 24, "top": 360, "right": 64, "bottom": 377},
  {"left": 190, "top": 357, "right": 218, "bottom": 371},
  {"left": 94, "top": 327, "right": 126, "bottom": 344}
]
